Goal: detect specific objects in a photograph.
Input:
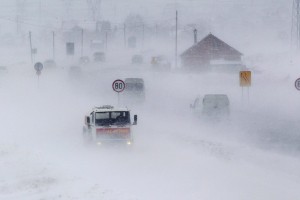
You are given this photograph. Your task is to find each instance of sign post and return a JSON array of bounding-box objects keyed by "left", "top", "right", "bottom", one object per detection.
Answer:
[
  {"left": 240, "top": 71, "right": 252, "bottom": 102},
  {"left": 112, "top": 79, "right": 125, "bottom": 105},
  {"left": 34, "top": 62, "right": 43, "bottom": 88},
  {"left": 31, "top": 48, "right": 37, "bottom": 63}
]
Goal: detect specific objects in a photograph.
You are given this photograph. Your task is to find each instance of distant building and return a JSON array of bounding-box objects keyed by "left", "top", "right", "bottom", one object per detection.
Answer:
[{"left": 181, "top": 33, "right": 245, "bottom": 72}]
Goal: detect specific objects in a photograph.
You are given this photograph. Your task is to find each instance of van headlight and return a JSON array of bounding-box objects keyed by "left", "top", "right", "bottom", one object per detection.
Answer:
[
  {"left": 97, "top": 142, "right": 102, "bottom": 146},
  {"left": 126, "top": 141, "right": 132, "bottom": 145}
]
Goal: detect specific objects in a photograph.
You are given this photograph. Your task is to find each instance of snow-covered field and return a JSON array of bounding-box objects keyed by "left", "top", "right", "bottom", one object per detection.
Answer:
[
  {"left": 0, "top": 0, "right": 299, "bottom": 199},
  {"left": 0, "top": 58, "right": 300, "bottom": 200}
]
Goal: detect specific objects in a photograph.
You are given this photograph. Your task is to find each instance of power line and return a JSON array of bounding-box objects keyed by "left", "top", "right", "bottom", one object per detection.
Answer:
[{"left": 0, "top": 16, "right": 59, "bottom": 31}]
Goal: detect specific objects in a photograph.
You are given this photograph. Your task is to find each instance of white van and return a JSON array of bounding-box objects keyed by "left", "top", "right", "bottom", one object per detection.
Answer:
[
  {"left": 202, "top": 94, "right": 230, "bottom": 116},
  {"left": 191, "top": 94, "right": 230, "bottom": 117}
]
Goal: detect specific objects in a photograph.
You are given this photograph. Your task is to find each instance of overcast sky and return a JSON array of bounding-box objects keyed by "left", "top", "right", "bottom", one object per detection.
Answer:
[{"left": 0, "top": 0, "right": 292, "bottom": 56}]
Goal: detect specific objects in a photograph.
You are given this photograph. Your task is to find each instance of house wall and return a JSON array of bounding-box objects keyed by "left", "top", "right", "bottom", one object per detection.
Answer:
[{"left": 181, "top": 54, "right": 242, "bottom": 71}]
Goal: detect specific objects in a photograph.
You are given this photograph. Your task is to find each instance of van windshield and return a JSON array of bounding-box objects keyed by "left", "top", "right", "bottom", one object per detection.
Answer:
[
  {"left": 203, "top": 95, "right": 229, "bottom": 108},
  {"left": 95, "top": 111, "right": 130, "bottom": 126}
]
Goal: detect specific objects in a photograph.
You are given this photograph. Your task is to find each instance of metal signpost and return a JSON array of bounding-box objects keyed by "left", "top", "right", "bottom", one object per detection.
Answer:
[
  {"left": 34, "top": 62, "right": 43, "bottom": 88},
  {"left": 32, "top": 48, "right": 37, "bottom": 54},
  {"left": 112, "top": 79, "right": 125, "bottom": 105},
  {"left": 31, "top": 48, "right": 37, "bottom": 63},
  {"left": 295, "top": 78, "right": 300, "bottom": 90},
  {"left": 240, "top": 71, "right": 252, "bottom": 102}
]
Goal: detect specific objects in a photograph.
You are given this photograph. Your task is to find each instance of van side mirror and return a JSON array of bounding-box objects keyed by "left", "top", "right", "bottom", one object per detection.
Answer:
[
  {"left": 85, "top": 116, "right": 90, "bottom": 125},
  {"left": 190, "top": 104, "right": 194, "bottom": 109},
  {"left": 133, "top": 115, "right": 137, "bottom": 125}
]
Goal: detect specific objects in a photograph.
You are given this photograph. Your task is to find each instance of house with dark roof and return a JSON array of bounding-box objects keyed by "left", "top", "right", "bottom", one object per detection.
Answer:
[{"left": 181, "top": 33, "right": 245, "bottom": 72}]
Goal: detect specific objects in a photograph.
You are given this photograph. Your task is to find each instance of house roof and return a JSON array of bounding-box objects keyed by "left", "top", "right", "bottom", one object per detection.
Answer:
[{"left": 181, "top": 33, "right": 243, "bottom": 58}]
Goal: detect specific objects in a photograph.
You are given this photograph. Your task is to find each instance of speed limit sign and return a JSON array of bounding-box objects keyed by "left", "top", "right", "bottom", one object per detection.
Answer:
[
  {"left": 34, "top": 62, "right": 43, "bottom": 72},
  {"left": 295, "top": 78, "right": 300, "bottom": 90},
  {"left": 112, "top": 79, "right": 125, "bottom": 93}
]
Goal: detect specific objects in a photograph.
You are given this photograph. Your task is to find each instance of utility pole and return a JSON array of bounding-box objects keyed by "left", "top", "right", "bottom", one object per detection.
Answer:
[
  {"left": 105, "top": 31, "right": 108, "bottom": 51},
  {"left": 16, "top": 15, "right": 20, "bottom": 34},
  {"left": 124, "top": 24, "right": 126, "bottom": 48},
  {"left": 39, "top": 0, "right": 41, "bottom": 25},
  {"left": 52, "top": 31, "right": 55, "bottom": 60},
  {"left": 292, "top": 0, "right": 300, "bottom": 50},
  {"left": 81, "top": 29, "right": 84, "bottom": 56},
  {"left": 194, "top": 29, "right": 197, "bottom": 44},
  {"left": 29, "top": 31, "right": 33, "bottom": 63},
  {"left": 142, "top": 24, "right": 145, "bottom": 47},
  {"left": 16, "top": 0, "right": 26, "bottom": 35},
  {"left": 175, "top": 10, "right": 178, "bottom": 68}
]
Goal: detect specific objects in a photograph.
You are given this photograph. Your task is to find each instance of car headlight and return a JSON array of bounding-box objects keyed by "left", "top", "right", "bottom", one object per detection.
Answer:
[{"left": 126, "top": 141, "right": 132, "bottom": 145}]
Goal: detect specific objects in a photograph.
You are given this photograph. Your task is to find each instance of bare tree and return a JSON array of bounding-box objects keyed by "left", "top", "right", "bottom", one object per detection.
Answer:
[{"left": 86, "top": 0, "right": 102, "bottom": 21}]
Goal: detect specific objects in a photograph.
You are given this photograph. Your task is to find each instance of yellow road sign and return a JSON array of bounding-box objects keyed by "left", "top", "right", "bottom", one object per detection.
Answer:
[{"left": 240, "top": 71, "right": 251, "bottom": 87}]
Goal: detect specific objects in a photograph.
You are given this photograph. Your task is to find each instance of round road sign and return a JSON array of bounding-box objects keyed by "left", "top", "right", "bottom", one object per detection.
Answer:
[
  {"left": 295, "top": 78, "right": 300, "bottom": 90},
  {"left": 34, "top": 62, "right": 43, "bottom": 72},
  {"left": 112, "top": 79, "right": 125, "bottom": 93}
]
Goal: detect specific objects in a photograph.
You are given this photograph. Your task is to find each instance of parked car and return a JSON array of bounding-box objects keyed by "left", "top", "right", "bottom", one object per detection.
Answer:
[
  {"left": 93, "top": 52, "right": 106, "bottom": 62},
  {"left": 151, "top": 55, "right": 171, "bottom": 71},
  {"left": 131, "top": 54, "right": 143, "bottom": 64},
  {"left": 79, "top": 56, "right": 90, "bottom": 65}
]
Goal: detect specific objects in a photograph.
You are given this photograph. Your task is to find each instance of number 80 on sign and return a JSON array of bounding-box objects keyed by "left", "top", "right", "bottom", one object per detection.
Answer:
[
  {"left": 295, "top": 78, "right": 300, "bottom": 91},
  {"left": 112, "top": 79, "right": 125, "bottom": 93}
]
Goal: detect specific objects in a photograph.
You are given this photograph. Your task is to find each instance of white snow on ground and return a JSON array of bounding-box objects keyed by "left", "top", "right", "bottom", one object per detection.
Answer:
[{"left": 0, "top": 59, "right": 300, "bottom": 200}]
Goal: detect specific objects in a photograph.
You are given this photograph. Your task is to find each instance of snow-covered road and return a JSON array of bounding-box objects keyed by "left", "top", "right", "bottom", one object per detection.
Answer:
[{"left": 0, "top": 64, "right": 300, "bottom": 200}]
